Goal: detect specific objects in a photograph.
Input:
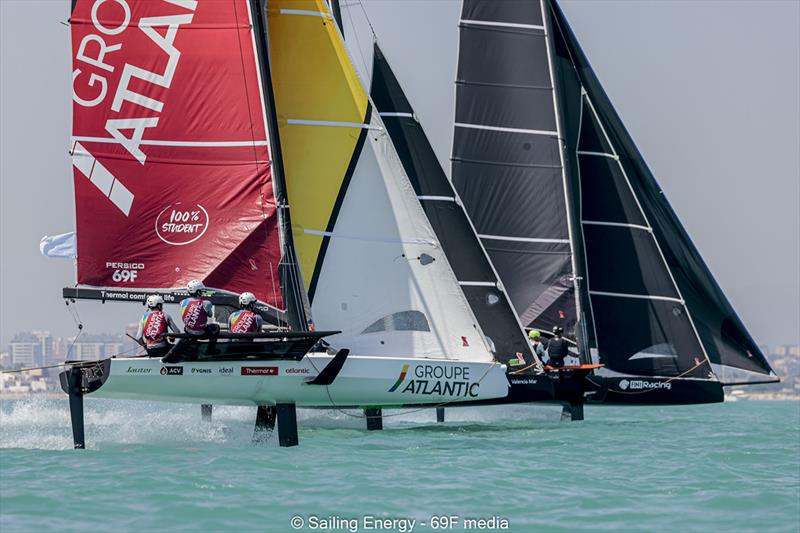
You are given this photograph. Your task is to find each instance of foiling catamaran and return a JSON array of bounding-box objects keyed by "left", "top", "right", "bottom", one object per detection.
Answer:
[{"left": 52, "top": 0, "right": 777, "bottom": 448}]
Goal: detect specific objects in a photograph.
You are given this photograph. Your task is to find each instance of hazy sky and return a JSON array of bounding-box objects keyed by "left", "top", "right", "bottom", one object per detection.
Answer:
[{"left": 1, "top": 0, "right": 798, "bottom": 348}]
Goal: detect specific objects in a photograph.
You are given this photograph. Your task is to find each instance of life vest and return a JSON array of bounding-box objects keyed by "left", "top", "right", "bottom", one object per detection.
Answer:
[
  {"left": 230, "top": 310, "right": 258, "bottom": 333},
  {"left": 181, "top": 297, "right": 209, "bottom": 333},
  {"left": 142, "top": 310, "right": 168, "bottom": 347}
]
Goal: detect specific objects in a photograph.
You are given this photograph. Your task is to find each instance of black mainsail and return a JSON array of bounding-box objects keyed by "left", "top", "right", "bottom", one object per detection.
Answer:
[
  {"left": 547, "top": 0, "right": 777, "bottom": 384},
  {"left": 370, "top": 43, "right": 536, "bottom": 366},
  {"left": 452, "top": 0, "right": 581, "bottom": 344}
]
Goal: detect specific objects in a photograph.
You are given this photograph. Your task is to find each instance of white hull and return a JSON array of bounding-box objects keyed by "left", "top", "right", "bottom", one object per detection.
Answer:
[{"left": 90, "top": 355, "right": 510, "bottom": 408}]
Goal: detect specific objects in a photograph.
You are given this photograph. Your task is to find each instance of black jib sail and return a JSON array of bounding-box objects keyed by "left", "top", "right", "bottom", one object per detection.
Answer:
[
  {"left": 546, "top": 0, "right": 777, "bottom": 383},
  {"left": 452, "top": 0, "right": 581, "bottom": 344},
  {"left": 371, "top": 43, "right": 535, "bottom": 366}
]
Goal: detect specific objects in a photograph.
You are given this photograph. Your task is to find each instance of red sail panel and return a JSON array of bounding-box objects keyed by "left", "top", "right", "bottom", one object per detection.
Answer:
[{"left": 70, "top": 0, "right": 283, "bottom": 309}]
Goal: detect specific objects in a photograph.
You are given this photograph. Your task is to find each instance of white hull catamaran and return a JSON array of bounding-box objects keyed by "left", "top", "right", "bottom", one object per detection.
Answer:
[{"left": 58, "top": 0, "right": 510, "bottom": 448}]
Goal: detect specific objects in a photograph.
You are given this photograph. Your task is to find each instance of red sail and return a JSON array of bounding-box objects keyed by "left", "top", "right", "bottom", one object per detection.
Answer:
[{"left": 70, "top": 0, "right": 283, "bottom": 309}]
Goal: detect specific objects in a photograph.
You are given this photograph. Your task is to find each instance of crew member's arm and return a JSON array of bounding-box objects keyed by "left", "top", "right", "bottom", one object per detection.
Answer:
[
  {"left": 166, "top": 314, "right": 180, "bottom": 333},
  {"left": 204, "top": 301, "right": 215, "bottom": 323},
  {"left": 134, "top": 317, "right": 145, "bottom": 342},
  {"left": 255, "top": 314, "right": 264, "bottom": 331}
]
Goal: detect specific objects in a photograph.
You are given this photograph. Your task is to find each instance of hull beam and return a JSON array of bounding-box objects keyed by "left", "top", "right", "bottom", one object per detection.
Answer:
[{"left": 436, "top": 407, "right": 445, "bottom": 423}]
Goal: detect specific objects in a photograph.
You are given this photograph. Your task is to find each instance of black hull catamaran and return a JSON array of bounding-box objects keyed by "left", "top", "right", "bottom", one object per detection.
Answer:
[{"left": 55, "top": 0, "right": 776, "bottom": 448}]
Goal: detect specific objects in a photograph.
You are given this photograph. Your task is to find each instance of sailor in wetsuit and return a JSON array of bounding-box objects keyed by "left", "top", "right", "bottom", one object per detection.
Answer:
[
  {"left": 135, "top": 295, "right": 179, "bottom": 357},
  {"left": 546, "top": 326, "right": 569, "bottom": 368},
  {"left": 228, "top": 292, "right": 263, "bottom": 334},
  {"left": 162, "top": 279, "right": 217, "bottom": 363}
]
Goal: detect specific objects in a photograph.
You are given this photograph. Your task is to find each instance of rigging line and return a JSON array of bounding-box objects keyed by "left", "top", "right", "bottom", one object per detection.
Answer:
[
  {"left": 64, "top": 300, "right": 84, "bottom": 359},
  {"left": 341, "top": 0, "right": 372, "bottom": 87}
]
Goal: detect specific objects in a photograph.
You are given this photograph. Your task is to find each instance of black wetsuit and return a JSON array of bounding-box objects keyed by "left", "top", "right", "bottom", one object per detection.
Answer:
[{"left": 547, "top": 336, "right": 569, "bottom": 368}]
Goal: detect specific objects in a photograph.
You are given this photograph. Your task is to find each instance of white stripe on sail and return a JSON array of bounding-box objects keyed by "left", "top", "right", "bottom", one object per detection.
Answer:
[
  {"left": 417, "top": 196, "right": 456, "bottom": 202},
  {"left": 589, "top": 290, "right": 684, "bottom": 304},
  {"left": 455, "top": 122, "right": 557, "bottom": 136},
  {"left": 460, "top": 19, "right": 545, "bottom": 31},
  {"left": 303, "top": 229, "right": 436, "bottom": 247},
  {"left": 279, "top": 9, "right": 328, "bottom": 18},
  {"left": 72, "top": 142, "right": 134, "bottom": 216},
  {"left": 458, "top": 281, "right": 497, "bottom": 287},
  {"left": 72, "top": 136, "right": 268, "bottom": 148},
  {"left": 582, "top": 220, "right": 652, "bottom": 232},
  {"left": 287, "top": 119, "right": 381, "bottom": 130},
  {"left": 478, "top": 233, "right": 570, "bottom": 244},
  {"left": 380, "top": 112, "right": 414, "bottom": 118},
  {"left": 577, "top": 150, "right": 618, "bottom": 160}
]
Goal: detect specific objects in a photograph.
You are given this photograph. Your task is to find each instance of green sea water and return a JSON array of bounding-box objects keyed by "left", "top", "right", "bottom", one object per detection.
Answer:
[{"left": 1, "top": 399, "right": 798, "bottom": 532}]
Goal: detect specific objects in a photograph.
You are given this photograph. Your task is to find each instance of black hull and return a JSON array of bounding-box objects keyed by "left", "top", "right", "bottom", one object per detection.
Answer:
[{"left": 587, "top": 376, "right": 724, "bottom": 405}]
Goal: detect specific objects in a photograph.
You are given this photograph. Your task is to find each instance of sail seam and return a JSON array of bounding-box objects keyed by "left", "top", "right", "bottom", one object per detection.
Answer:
[
  {"left": 455, "top": 79, "right": 553, "bottom": 91},
  {"left": 458, "top": 281, "right": 497, "bottom": 287},
  {"left": 454, "top": 122, "right": 557, "bottom": 136}
]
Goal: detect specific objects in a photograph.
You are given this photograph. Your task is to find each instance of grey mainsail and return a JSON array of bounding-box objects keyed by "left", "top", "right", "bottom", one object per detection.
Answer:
[{"left": 452, "top": 0, "right": 580, "bottom": 343}]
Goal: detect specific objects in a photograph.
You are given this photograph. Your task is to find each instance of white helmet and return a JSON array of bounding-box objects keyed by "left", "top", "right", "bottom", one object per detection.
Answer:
[
  {"left": 146, "top": 294, "right": 164, "bottom": 308},
  {"left": 187, "top": 279, "right": 205, "bottom": 294},
  {"left": 239, "top": 292, "right": 257, "bottom": 307}
]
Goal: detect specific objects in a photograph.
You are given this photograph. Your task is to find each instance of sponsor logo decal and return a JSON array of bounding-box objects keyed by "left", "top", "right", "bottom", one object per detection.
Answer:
[
  {"left": 388, "top": 364, "right": 479, "bottom": 398},
  {"left": 160, "top": 366, "right": 183, "bottom": 375},
  {"left": 217, "top": 367, "right": 234, "bottom": 375},
  {"left": 619, "top": 379, "right": 671, "bottom": 391},
  {"left": 156, "top": 203, "right": 210, "bottom": 246},
  {"left": 126, "top": 366, "right": 151, "bottom": 374},
  {"left": 241, "top": 366, "right": 278, "bottom": 376},
  {"left": 106, "top": 261, "right": 144, "bottom": 283},
  {"left": 284, "top": 368, "right": 311, "bottom": 375},
  {"left": 190, "top": 368, "right": 211, "bottom": 374}
]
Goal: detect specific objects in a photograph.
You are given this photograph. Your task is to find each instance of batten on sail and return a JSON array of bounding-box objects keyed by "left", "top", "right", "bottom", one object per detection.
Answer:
[
  {"left": 69, "top": 0, "right": 287, "bottom": 313},
  {"left": 265, "top": 0, "right": 493, "bottom": 361}
]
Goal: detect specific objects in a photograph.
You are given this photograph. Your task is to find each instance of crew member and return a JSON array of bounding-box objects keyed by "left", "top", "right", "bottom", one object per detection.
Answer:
[
  {"left": 135, "top": 295, "right": 179, "bottom": 357},
  {"left": 162, "top": 280, "right": 216, "bottom": 363},
  {"left": 180, "top": 279, "right": 214, "bottom": 336},
  {"left": 528, "top": 329, "right": 547, "bottom": 372},
  {"left": 228, "top": 292, "right": 263, "bottom": 334},
  {"left": 546, "top": 326, "right": 569, "bottom": 368}
]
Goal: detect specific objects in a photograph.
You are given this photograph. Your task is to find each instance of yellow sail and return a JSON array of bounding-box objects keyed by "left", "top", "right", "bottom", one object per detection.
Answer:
[{"left": 266, "top": 0, "right": 369, "bottom": 298}]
